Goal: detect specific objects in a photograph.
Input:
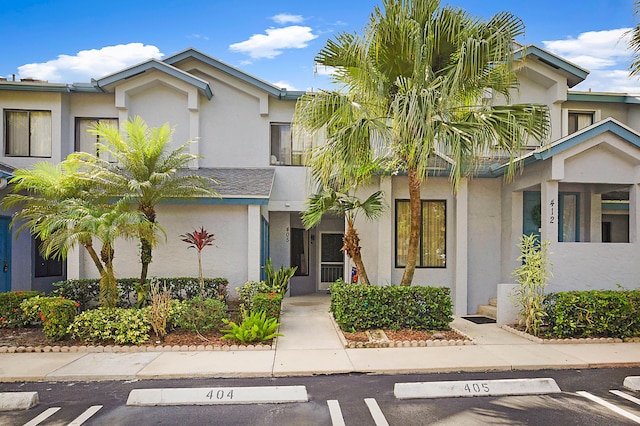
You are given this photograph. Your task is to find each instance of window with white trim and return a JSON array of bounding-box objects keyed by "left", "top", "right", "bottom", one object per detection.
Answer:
[{"left": 5, "top": 110, "right": 52, "bottom": 157}]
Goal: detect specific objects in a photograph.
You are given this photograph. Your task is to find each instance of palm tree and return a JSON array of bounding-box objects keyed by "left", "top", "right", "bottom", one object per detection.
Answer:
[
  {"left": 180, "top": 226, "right": 216, "bottom": 297},
  {"left": 294, "top": 0, "right": 549, "bottom": 286},
  {"left": 3, "top": 162, "right": 149, "bottom": 308},
  {"left": 72, "top": 116, "right": 216, "bottom": 287},
  {"left": 302, "top": 186, "right": 384, "bottom": 285},
  {"left": 629, "top": 1, "right": 640, "bottom": 77}
]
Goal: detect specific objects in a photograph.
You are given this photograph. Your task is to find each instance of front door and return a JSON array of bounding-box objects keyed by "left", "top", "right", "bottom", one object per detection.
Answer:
[
  {"left": 0, "top": 217, "right": 10, "bottom": 293},
  {"left": 319, "top": 233, "right": 344, "bottom": 291}
]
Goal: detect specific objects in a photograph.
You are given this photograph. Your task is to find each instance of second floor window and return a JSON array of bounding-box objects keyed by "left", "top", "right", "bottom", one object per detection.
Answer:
[
  {"left": 76, "top": 118, "right": 118, "bottom": 162},
  {"left": 271, "top": 123, "right": 306, "bottom": 166},
  {"left": 568, "top": 111, "right": 594, "bottom": 135},
  {"left": 5, "top": 110, "right": 52, "bottom": 157}
]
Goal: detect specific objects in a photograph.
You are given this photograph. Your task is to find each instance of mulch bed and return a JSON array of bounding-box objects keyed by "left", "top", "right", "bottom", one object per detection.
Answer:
[{"left": 341, "top": 328, "right": 469, "bottom": 346}]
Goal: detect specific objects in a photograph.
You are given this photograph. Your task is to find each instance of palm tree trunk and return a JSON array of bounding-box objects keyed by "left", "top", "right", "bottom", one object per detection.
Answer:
[
  {"left": 139, "top": 204, "right": 156, "bottom": 286},
  {"left": 197, "top": 251, "right": 204, "bottom": 297},
  {"left": 400, "top": 167, "right": 421, "bottom": 286},
  {"left": 82, "top": 241, "right": 106, "bottom": 277},
  {"left": 342, "top": 218, "right": 370, "bottom": 285},
  {"left": 99, "top": 243, "right": 118, "bottom": 308}
]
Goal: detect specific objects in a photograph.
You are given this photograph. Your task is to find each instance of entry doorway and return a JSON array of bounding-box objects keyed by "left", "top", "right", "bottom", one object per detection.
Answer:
[
  {"left": 0, "top": 217, "right": 10, "bottom": 293},
  {"left": 319, "top": 233, "right": 344, "bottom": 291}
]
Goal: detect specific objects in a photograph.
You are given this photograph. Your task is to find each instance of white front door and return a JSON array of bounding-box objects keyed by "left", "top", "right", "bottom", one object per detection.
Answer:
[{"left": 319, "top": 233, "right": 344, "bottom": 291}]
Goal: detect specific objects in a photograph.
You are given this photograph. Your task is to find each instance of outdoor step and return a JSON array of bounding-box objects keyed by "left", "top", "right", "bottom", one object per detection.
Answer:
[
  {"left": 477, "top": 304, "right": 497, "bottom": 319},
  {"left": 488, "top": 297, "right": 498, "bottom": 307}
]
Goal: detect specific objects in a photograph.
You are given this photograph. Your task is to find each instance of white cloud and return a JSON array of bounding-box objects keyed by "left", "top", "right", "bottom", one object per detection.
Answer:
[
  {"left": 229, "top": 26, "right": 318, "bottom": 59},
  {"left": 271, "top": 80, "right": 301, "bottom": 91},
  {"left": 17, "top": 43, "right": 163, "bottom": 83},
  {"left": 543, "top": 28, "right": 632, "bottom": 70},
  {"left": 271, "top": 13, "right": 304, "bottom": 25},
  {"left": 187, "top": 34, "right": 210, "bottom": 41},
  {"left": 574, "top": 69, "right": 640, "bottom": 94}
]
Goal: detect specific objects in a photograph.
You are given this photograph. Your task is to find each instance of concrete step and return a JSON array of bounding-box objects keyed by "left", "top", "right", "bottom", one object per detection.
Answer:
[
  {"left": 477, "top": 304, "right": 497, "bottom": 319},
  {"left": 488, "top": 297, "right": 497, "bottom": 307}
]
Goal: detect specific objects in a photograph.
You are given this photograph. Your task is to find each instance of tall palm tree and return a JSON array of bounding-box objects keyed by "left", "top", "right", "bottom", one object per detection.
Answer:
[
  {"left": 294, "top": 0, "right": 549, "bottom": 286},
  {"left": 3, "top": 162, "right": 149, "bottom": 307},
  {"left": 72, "top": 116, "right": 216, "bottom": 286},
  {"left": 302, "top": 186, "right": 384, "bottom": 285}
]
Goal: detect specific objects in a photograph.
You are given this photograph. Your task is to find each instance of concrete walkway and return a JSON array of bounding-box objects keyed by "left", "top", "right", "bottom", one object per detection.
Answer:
[{"left": 0, "top": 294, "right": 639, "bottom": 382}]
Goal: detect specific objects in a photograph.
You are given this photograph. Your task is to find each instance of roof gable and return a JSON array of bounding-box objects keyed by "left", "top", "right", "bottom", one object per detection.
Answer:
[{"left": 515, "top": 45, "right": 589, "bottom": 88}]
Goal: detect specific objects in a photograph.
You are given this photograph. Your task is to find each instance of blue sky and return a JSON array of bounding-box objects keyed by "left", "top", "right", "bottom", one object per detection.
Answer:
[{"left": 1, "top": 0, "right": 639, "bottom": 93}]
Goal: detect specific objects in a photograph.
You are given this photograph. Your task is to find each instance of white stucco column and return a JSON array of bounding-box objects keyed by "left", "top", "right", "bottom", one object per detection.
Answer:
[
  {"left": 247, "top": 205, "right": 262, "bottom": 282},
  {"left": 188, "top": 108, "right": 200, "bottom": 169},
  {"left": 590, "top": 189, "right": 602, "bottom": 243},
  {"left": 630, "top": 184, "right": 640, "bottom": 243},
  {"left": 541, "top": 180, "right": 559, "bottom": 243},
  {"left": 377, "top": 176, "right": 393, "bottom": 285},
  {"left": 66, "top": 245, "right": 81, "bottom": 280},
  {"left": 454, "top": 178, "right": 468, "bottom": 315}
]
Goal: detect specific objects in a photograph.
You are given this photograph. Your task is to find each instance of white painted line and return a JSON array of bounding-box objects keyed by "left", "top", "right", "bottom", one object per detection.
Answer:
[
  {"left": 577, "top": 391, "right": 640, "bottom": 424},
  {"left": 625, "top": 376, "right": 640, "bottom": 391},
  {"left": 126, "top": 386, "right": 308, "bottom": 406},
  {"left": 327, "top": 400, "right": 345, "bottom": 426},
  {"left": 23, "top": 407, "right": 60, "bottom": 426},
  {"left": 364, "top": 398, "right": 390, "bottom": 426},
  {"left": 68, "top": 405, "right": 103, "bottom": 425},
  {"left": 0, "top": 391, "right": 39, "bottom": 411},
  {"left": 611, "top": 390, "right": 640, "bottom": 406},
  {"left": 394, "top": 378, "right": 561, "bottom": 399}
]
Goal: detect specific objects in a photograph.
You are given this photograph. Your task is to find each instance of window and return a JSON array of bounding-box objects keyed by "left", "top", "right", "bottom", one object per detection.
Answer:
[
  {"left": 291, "top": 228, "right": 309, "bottom": 276},
  {"left": 568, "top": 111, "right": 594, "bottom": 135},
  {"left": 559, "top": 193, "right": 580, "bottom": 242},
  {"left": 396, "top": 200, "right": 446, "bottom": 268},
  {"left": 34, "top": 237, "right": 63, "bottom": 278},
  {"left": 5, "top": 110, "right": 52, "bottom": 157},
  {"left": 75, "top": 118, "right": 118, "bottom": 161},
  {"left": 270, "top": 123, "right": 306, "bottom": 166}
]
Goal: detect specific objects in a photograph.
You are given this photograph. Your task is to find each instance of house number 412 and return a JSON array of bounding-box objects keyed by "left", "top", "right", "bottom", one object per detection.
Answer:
[{"left": 549, "top": 198, "right": 555, "bottom": 224}]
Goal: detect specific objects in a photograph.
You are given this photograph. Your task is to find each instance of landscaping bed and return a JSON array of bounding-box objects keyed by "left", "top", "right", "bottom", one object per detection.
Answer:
[{"left": 340, "top": 327, "right": 472, "bottom": 348}]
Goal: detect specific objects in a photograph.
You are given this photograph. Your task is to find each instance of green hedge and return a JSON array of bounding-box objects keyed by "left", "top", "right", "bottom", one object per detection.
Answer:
[
  {"left": 0, "top": 291, "right": 43, "bottom": 328},
  {"left": 68, "top": 307, "right": 151, "bottom": 345},
  {"left": 53, "top": 277, "right": 229, "bottom": 311},
  {"left": 252, "top": 292, "right": 282, "bottom": 319},
  {"left": 21, "top": 296, "right": 78, "bottom": 342},
  {"left": 330, "top": 281, "right": 453, "bottom": 331},
  {"left": 544, "top": 290, "right": 640, "bottom": 338}
]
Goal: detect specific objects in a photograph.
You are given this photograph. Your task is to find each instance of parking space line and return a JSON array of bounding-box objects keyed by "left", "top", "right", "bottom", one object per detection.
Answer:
[
  {"left": 364, "top": 398, "right": 389, "bottom": 426},
  {"left": 611, "top": 390, "right": 640, "bottom": 406},
  {"left": 68, "top": 405, "right": 103, "bottom": 426},
  {"left": 577, "top": 391, "right": 640, "bottom": 424},
  {"left": 327, "top": 400, "right": 346, "bottom": 426},
  {"left": 23, "top": 407, "right": 61, "bottom": 426}
]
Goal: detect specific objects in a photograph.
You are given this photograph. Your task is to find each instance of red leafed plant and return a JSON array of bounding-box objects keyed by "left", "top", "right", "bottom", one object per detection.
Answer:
[{"left": 180, "top": 226, "right": 216, "bottom": 297}]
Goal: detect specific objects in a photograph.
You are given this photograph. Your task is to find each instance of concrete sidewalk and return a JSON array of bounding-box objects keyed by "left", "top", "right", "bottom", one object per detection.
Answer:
[{"left": 0, "top": 294, "right": 639, "bottom": 382}]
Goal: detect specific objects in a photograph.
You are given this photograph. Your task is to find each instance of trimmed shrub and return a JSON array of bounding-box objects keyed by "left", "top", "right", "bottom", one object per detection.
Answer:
[
  {"left": 252, "top": 292, "right": 282, "bottom": 319},
  {"left": 330, "top": 280, "right": 453, "bottom": 331},
  {"left": 53, "top": 277, "right": 229, "bottom": 310},
  {"left": 544, "top": 290, "right": 640, "bottom": 338},
  {"left": 68, "top": 308, "right": 150, "bottom": 345},
  {"left": 0, "top": 291, "right": 42, "bottom": 328},
  {"left": 237, "top": 281, "right": 271, "bottom": 311},
  {"left": 21, "top": 296, "right": 78, "bottom": 342},
  {"left": 173, "top": 297, "right": 228, "bottom": 333}
]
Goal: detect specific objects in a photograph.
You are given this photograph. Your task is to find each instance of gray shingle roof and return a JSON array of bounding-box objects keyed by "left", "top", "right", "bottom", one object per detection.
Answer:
[{"left": 192, "top": 167, "right": 275, "bottom": 198}]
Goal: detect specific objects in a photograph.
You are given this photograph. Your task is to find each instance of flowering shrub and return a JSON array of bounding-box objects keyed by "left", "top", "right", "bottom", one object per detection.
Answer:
[
  {"left": 68, "top": 308, "right": 150, "bottom": 345},
  {"left": 20, "top": 296, "right": 78, "bottom": 342},
  {"left": 0, "top": 291, "right": 42, "bottom": 328},
  {"left": 252, "top": 292, "right": 282, "bottom": 319}
]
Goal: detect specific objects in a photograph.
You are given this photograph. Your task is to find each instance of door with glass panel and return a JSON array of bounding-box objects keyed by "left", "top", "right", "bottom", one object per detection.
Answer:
[{"left": 319, "top": 233, "right": 343, "bottom": 291}]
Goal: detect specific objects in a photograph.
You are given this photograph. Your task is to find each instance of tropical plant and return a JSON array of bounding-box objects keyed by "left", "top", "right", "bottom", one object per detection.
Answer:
[
  {"left": 629, "top": 1, "right": 640, "bottom": 77},
  {"left": 20, "top": 296, "right": 78, "bottom": 342},
  {"left": 512, "top": 234, "right": 552, "bottom": 336},
  {"left": 180, "top": 226, "right": 216, "bottom": 297},
  {"left": 293, "top": 0, "right": 549, "bottom": 286},
  {"left": 71, "top": 116, "right": 216, "bottom": 287},
  {"left": 264, "top": 259, "right": 297, "bottom": 295},
  {"left": 2, "top": 161, "right": 150, "bottom": 308},
  {"left": 172, "top": 297, "right": 228, "bottom": 334},
  {"left": 302, "top": 185, "right": 384, "bottom": 285},
  {"left": 146, "top": 280, "right": 173, "bottom": 341},
  {"left": 221, "top": 309, "right": 282, "bottom": 343}
]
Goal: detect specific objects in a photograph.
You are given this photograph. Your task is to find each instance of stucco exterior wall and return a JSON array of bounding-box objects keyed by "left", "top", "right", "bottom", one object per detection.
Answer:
[{"left": 467, "top": 178, "right": 502, "bottom": 312}]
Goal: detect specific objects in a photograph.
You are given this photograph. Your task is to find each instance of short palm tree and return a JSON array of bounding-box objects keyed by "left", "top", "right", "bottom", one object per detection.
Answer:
[
  {"left": 629, "top": 1, "right": 640, "bottom": 77},
  {"left": 294, "top": 0, "right": 549, "bottom": 286},
  {"left": 302, "top": 185, "right": 384, "bottom": 285},
  {"left": 72, "top": 116, "right": 216, "bottom": 286}
]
